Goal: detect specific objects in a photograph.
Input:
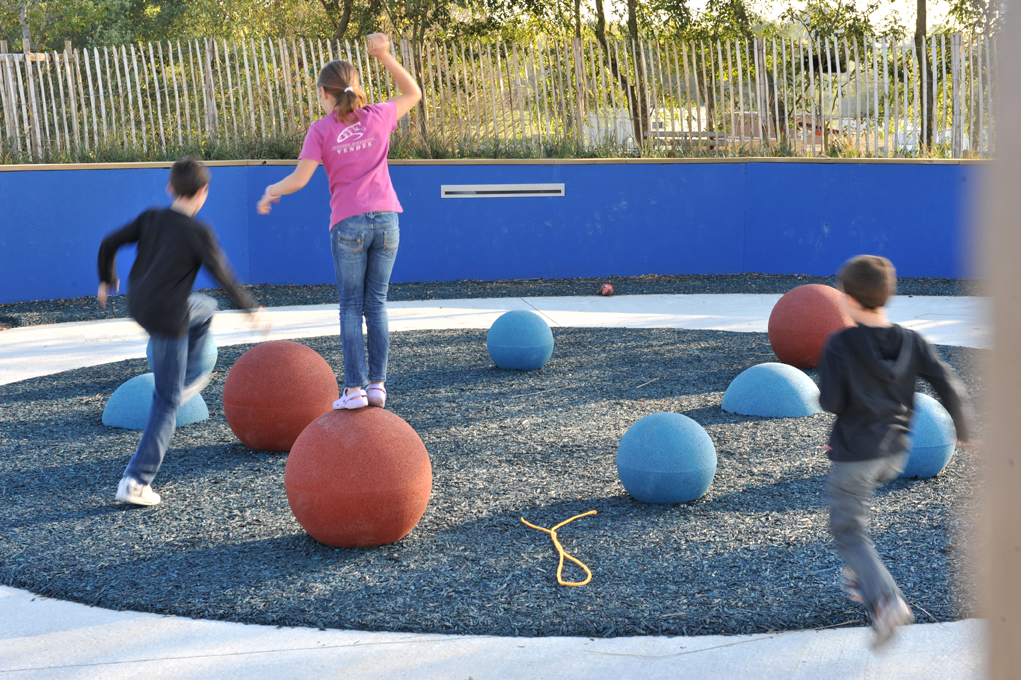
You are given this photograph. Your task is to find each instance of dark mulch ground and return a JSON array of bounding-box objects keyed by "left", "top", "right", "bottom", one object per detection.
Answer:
[
  {"left": 0, "top": 273, "right": 982, "bottom": 329},
  {"left": 0, "top": 328, "right": 983, "bottom": 637}
]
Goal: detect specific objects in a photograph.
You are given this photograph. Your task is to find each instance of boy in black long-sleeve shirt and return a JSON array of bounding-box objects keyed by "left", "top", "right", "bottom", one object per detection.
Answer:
[
  {"left": 98, "top": 158, "right": 263, "bottom": 506},
  {"left": 819, "top": 254, "right": 972, "bottom": 649}
]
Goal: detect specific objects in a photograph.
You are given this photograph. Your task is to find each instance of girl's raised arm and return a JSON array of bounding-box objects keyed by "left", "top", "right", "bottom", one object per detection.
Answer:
[{"left": 366, "top": 34, "right": 421, "bottom": 120}]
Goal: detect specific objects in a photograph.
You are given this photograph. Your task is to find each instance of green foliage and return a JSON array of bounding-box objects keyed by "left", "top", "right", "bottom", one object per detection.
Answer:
[
  {"left": 0, "top": 124, "right": 971, "bottom": 165},
  {"left": 780, "top": 0, "right": 878, "bottom": 40},
  {"left": 0, "top": 133, "right": 307, "bottom": 165},
  {"left": 0, "top": 0, "right": 116, "bottom": 50},
  {"left": 944, "top": 0, "right": 1003, "bottom": 34},
  {"left": 685, "top": 0, "right": 757, "bottom": 41},
  {"left": 0, "top": 0, "right": 1003, "bottom": 54}
]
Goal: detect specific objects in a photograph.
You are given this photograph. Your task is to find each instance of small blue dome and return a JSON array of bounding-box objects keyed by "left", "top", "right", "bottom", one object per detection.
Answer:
[
  {"left": 721, "top": 362, "right": 821, "bottom": 418},
  {"left": 102, "top": 373, "right": 209, "bottom": 430},
  {"left": 486, "top": 310, "right": 554, "bottom": 370},
  {"left": 147, "top": 336, "right": 218, "bottom": 376},
  {"left": 900, "top": 393, "right": 957, "bottom": 479},
  {"left": 616, "top": 412, "right": 717, "bottom": 504}
]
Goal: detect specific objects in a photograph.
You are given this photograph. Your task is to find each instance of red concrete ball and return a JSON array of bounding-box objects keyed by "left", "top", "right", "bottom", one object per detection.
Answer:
[
  {"left": 768, "top": 284, "right": 855, "bottom": 369},
  {"left": 600, "top": 283, "right": 614, "bottom": 296},
  {"left": 223, "top": 340, "right": 339, "bottom": 452},
  {"left": 285, "top": 408, "right": 433, "bottom": 548}
]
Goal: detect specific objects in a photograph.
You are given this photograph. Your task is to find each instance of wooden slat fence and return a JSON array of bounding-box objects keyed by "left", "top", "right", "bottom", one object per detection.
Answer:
[{"left": 0, "top": 34, "right": 998, "bottom": 161}]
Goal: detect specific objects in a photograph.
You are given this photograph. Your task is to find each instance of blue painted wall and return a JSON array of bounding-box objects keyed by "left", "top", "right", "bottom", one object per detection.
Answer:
[{"left": 0, "top": 161, "right": 978, "bottom": 304}]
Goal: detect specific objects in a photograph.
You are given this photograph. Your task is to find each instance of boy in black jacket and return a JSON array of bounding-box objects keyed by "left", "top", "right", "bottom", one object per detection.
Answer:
[
  {"left": 98, "top": 158, "right": 264, "bottom": 506},
  {"left": 819, "top": 254, "right": 971, "bottom": 648}
]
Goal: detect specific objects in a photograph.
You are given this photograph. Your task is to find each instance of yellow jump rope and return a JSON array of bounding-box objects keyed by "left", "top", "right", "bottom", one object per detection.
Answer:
[{"left": 520, "top": 510, "right": 597, "bottom": 587}]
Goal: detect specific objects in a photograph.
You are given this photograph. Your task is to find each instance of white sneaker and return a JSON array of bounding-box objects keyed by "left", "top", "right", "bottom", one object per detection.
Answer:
[
  {"left": 871, "top": 594, "right": 914, "bottom": 650},
  {"left": 333, "top": 388, "right": 368, "bottom": 410},
  {"left": 180, "top": 371, "right": 213, "bottom": 403},
  {"left": 115, "top": 477, "right": 162, "bottom": 506}
]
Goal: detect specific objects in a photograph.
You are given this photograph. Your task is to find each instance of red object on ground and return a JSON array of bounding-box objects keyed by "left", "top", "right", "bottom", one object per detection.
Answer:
[
  {"left": 600, "top": 283, "right": 614, "bottom": 296},
  {"left": 285, "top": 408, "right": 433, "bottom": 547},
  {"left": 223, "top": 340, "right": 339, "bottom": 452},
  {"left": 767, "top": 284, "right": 855, "bottom": 369}
]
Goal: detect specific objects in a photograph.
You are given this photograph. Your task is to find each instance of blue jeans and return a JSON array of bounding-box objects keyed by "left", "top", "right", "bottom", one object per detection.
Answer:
[
  {"left": 330, "top": 211, "right": 399, "bottom": 389},
  {"left": 124, "top": 293, "right": 218, "bottom": 486}
]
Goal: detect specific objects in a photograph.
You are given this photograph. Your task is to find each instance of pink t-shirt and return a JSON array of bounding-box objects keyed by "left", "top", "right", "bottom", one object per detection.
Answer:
[{"left": 298, "top": 101, "right": 403, "bottom": 229}]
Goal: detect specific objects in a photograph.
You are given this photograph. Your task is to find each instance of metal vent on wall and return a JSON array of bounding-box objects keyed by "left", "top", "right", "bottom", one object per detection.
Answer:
[{"left": 440, "top": 183, "right": 565, "bottom": 199}]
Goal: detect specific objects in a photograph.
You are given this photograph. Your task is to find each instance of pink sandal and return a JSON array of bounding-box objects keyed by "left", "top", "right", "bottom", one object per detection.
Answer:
[
  {"left": 334, "top": 388, "right": 368, "bottom": 410},
  {"left": 366, "top": 383, "right": 387, "bottom": 408}
]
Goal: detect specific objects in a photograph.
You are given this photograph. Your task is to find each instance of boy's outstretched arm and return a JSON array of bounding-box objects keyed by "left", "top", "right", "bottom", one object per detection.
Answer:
[
  {"left": 97, "top": 280, "right": 119, "bottom": 308},
  {"left": 97, "top": 213, "right": 145, "bottom": 307},
  {"left": 192, "top": 227, "right": 259, "bottom": 315},
  {"left": 817, "top": 338, "right": 847, "bottom": 415},
  {"left": 918, "top": 338, "right": 974, "bottom": 441}
]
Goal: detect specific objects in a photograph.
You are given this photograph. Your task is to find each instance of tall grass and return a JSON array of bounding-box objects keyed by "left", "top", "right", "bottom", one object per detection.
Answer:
[{"left": 0, "top": 131, "right": 972, "bottom": 165}]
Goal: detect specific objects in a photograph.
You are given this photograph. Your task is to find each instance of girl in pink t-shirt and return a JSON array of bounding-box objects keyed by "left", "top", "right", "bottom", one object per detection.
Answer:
[{"left": 257, "top": 34, "right": 421, "bottom": 410}]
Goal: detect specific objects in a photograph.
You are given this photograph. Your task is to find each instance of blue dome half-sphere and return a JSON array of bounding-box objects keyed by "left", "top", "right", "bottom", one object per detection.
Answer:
[
  {"left": 102, "top": 373, "right": 209, "bottom": 430},
  {"left": 616, "top": 412, "right": 717, "bottom": 504},
  {"left": 900, "top": 393, "right": 957, "bottom": 479},
  {"left": 721, "top": 362, "right": 822, "bottom": 418},
  {"left": 486, "top": 310, "right": 554, "bottom": 370},
  {"left": 147, "top": 335, "right": 218, "bottom": 375}
]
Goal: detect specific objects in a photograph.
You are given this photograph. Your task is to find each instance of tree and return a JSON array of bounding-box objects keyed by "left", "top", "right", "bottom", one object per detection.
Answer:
[
  {"left": 916, "top": 0, "right": 933, "bottom": 149},
  {"left": 687, "top": 0, "right": 754, "bottom": 41},
  {"left": 946, "top": 0, "right": 1004, "bottom": 34},
  {"left": 594, "top": 0, "right": 652, "bottom": 145},
  {"left": 320, "top": 0, "right": 355, "bottom": 40},
  {"left": 0, "top": 0, "right": 113, "bottom": 51},
  {"left": 778, "top": 0, "right": 879, "bottom": 42}
]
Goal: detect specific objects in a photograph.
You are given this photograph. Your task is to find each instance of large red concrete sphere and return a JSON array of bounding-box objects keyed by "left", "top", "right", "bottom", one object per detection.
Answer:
[
  {"left": 768, "top": 284, "right": 855, "bottom": 369},
  {"left": 285, "top": 408, "right": 433, "bottom": 548},
  {"left": 223, "top": 340, "right": 339, "bottom": 452}
]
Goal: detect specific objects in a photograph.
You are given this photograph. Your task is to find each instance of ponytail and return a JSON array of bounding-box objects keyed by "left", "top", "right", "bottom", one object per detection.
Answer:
[{"left": 318, "top": 60, "right": 367, "bottom": 123}]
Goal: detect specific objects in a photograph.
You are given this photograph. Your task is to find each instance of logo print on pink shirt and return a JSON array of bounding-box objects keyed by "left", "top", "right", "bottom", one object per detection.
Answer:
[{"left": 337, "top": 123, "right": 365, "bottom": 144}]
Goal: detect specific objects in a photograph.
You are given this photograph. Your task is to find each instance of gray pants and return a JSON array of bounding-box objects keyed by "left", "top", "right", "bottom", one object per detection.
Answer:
[{"left": 826, "top": 453, "right": 909, "bottom": 612}]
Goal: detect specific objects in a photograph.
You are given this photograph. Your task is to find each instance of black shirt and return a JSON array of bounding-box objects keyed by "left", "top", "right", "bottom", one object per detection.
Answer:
[
  {"left": 97, "top": 208, "right": 257, "bottom": 337},
  {"left": 818, "top": 323, "right": 972, "bottom": 462}
]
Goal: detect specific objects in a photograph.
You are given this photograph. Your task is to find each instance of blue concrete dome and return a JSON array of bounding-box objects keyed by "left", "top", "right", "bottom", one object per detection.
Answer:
[
  {"left": 616, "top": 412, "right": 717, "bottom": 504},
  {"left": 900, "top": 393, "right": 957, "bottom": 479},
  {"left": 721, "top": 362, "right": 822, "bottom": 418},
  {"left": 147, "top": 336, "right": 218, "bottom": 376},
  {"left": 102, "top": 373, "right": 209, "bottom": 430},
  {"left": 486, "top": 310, "right": 554, "bottom": 370}
]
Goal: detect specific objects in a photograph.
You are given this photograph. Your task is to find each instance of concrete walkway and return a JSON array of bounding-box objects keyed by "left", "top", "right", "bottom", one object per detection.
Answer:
[
  {"left": 0, "top": 293, "right": 989, "bottom": 384},
  {"left": 0, "top": 293, "right": 990, "bottom": 679},
  {"left": 0, "top": 587, "right": 986, "bottom": 680}
]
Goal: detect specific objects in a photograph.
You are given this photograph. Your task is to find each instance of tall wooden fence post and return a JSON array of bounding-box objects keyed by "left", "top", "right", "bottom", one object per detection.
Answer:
[
  {"left": 64, "top": 42, "right": 80, "bottom": 153},
  {"left": 0, "top": 39, "right": 18, "bottom": 153},
  {"left": 203, "top": 38, "right": 219, "bottom": 144},
  {"left": 571, "top": 37, "right": 586, "bottom": 148},
  {"left": 23, "top": 38, "right": 42, "bottom": 158}
]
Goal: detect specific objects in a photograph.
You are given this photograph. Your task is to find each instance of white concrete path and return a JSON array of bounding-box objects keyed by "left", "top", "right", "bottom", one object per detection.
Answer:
[
  {"left": 0, "top": 293, "right": 991, "bottom": 679},
  {"left": 0, "top": 293, "right": 989, "bottom": 385},
  {"left": 0, "top": 587, "right": 986, "bottom": 680}
]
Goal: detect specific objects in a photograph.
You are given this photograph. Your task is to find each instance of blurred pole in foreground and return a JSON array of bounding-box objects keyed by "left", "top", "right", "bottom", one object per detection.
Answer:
[{"left": 983, "top": 1, "right": 1021, "bottom": 677}]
